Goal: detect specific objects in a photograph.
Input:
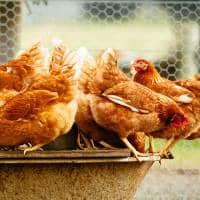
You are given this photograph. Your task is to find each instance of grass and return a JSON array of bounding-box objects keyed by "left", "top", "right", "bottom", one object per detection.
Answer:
[{"left": 154, "top": 139, "right": 200, "bottom": 168}]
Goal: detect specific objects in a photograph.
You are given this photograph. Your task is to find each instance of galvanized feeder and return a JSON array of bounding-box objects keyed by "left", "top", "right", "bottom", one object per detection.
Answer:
[
  {"left": 0, "top": 125, "right": 159, "bottom": 199},
  {"left": 0, "top": 149, "right": 160, "bottom": 200}
]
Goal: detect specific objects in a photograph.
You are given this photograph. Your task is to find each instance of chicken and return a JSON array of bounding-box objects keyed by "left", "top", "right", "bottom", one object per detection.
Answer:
[
  {"left": 78, "top": 48, "right": 188, "bottom": 160},
  {"left": 133, "top": 59, "right": 195, "bottom": 104},
  {"left": 76, "top": 48, "right": 126, "bottom": 151},
  {"left": 132, "top": 58, "right": 199, "bottom": 155},
  {"left": 0, "top": 42, "right": 77, "bottom": 154}
]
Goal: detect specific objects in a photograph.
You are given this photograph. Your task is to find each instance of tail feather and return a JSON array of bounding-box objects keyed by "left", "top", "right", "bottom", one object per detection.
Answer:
[
  {"left": 78, "top": 47, "right": 128, "bottom": 94},
  {"left": 0, "top": 42, "right": 48, "bottom": 77},
  {"left": 50, "top": 41, "right": 68, "bottom": 74},
  {"left": 49, "top": 42, "right": 77, "bottom": 103},
  {"left": 96, "top": 48, "right": 129, "bottom": 92},
  {"left": 76, "top": 47, "right": 97, "bottom": 94},
  {"left": 100, "top": 48, "right": 118, "bottom": 66}
]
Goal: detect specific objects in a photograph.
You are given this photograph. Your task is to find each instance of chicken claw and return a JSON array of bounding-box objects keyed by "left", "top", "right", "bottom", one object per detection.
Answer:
[
  {"left": 98, "top": 141, "right": 118, "bottom": 149},
  {"left": 159, "top": 138, "right": 174, "bottom": 154},
  {"left": 121, "top": 137, "right": 149, "bottom": 162},
  {"left": 17, "top": 143, "right": 32, "bottom": 150},
  {"left": 23, "top": 144, "right": 44, "bottom": 155},
  {"left": 159, "top": 137, "right": 176, "bottom": 159}
]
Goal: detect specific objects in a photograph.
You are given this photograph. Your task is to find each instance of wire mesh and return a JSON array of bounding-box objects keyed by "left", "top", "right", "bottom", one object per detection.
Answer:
[
  {"left": 80, "top": 1, "right": 200, "bottom": 80},
  {"left": 0, "top": 1, "right": 21, "bottom": 63},
  {"left": 0, "top": 0, "right": 199, "bottom": 79}
]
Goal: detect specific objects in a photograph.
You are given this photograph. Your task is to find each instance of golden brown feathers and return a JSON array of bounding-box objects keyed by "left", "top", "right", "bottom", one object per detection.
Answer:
[
  {"left": 0, "top": 42, "right": 47, "bottom": 78},
  {"left": 1, "top": 90, "right": 58, "bottom": 120}
]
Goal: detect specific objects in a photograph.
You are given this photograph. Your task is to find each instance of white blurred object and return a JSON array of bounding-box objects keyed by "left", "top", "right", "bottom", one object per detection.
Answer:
[
  {"left": 52, "top": 37, "right": 62, "bottom": 47},
  {"left": 75, "top": 47, "right": 95, "bottom": 79}
]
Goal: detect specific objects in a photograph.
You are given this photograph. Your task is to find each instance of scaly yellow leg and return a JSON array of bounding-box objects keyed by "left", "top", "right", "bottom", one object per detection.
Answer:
[
  {"left": 77, "top": 131, "right": 85, "bottom": 150},
  {"left": 98, "top": 141, "right": 118, "bottom": 149},
  {"left": 80, "top": 134, "right": 93, "bottom": 150},
  {"left": 121, "top": 137, "right": 149, "bottom": 162},
  {"left": 90, "top": 139, "right": 99, "bottom": 149},
  {"left": 149, "top": 136, "right": 155, "bottom": 153},
  {"left": 159, "top": 137, "right": 178, "bottom": 157}
]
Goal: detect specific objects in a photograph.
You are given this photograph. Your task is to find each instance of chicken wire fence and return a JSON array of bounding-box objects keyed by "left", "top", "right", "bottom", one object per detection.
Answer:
[
  {"left": 1, "top": 0, "right": 200, "bottom": 80},
  {"left": 0, "top": 1, "right": 21, "bottom": 63}
]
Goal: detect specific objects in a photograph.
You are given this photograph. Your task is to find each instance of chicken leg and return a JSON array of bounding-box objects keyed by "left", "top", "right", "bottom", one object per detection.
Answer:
[
  {"left": 149, "top": 136, "right": 155, "bottom": 153},
  {"left": 77, "top": 131, "right": 85, "bottom": 150},
  {"left": 90, "top": 139, "right": 98, "bottom": 149},
  {"left": 98, "top": 141, "right": 118, "bottom": 149},
  {"left": 159, "top": 137, "right": 177, "bottom": 158},
  {"left": 80, "top": 132, "right": 93, "bottom": 150},
  {"left": 121, "top": 137, "right": 149, "bottom": 162}
]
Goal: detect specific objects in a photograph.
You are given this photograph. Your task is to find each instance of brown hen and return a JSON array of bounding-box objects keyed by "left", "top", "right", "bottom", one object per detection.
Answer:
[
  {"left": 132, "top": 59, "right": 198, "bottom": 155},
  {"left": 78, "top": 48, "right": 187, "bottom": 160},
  {"left": 0, "top": 42, "right": 77, "bottom": 154},
  {"left": 76, "top": 48, "right": 126, "bottom": 151}
]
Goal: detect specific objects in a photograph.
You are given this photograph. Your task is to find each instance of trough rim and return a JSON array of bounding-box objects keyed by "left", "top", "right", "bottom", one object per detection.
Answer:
[{"left": 0, "top": 149, "right": 161, "bottom": 164}]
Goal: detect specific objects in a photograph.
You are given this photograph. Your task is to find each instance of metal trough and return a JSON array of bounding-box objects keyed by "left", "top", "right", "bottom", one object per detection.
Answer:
[{"left": 0, "top": 150, "right": 160, "bottom": 200}]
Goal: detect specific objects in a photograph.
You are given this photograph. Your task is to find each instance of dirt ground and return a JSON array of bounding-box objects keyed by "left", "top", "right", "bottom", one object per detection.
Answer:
[{"left": 135, "top": 166, "right": 200, "bottom": 200}]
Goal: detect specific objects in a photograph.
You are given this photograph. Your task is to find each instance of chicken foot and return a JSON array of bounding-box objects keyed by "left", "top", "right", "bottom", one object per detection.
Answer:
[
  {"left": 23, "top": 143, "right": 44, "bottom": 155},
  {"left": 159, "top": 137, "right": 177, "bottom": 158},
  {"left": 121, "top": 137, "right": 149, "bottom": 162},
  {"left": 17, "top": 143, "right": 32, "bottom": 151}
]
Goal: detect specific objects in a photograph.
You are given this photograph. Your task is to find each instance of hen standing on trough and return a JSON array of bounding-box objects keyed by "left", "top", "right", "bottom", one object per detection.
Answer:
[
  {"left": 76, "top": 48, "right": 127, "bottom": 151},
  {"left": 0, "top": 42, "right": 78, "bottom": 154},
  {"left": 78, "top": 48, "right": 188, "bottom": 160},
  {"left": 132, "top": 59, "right": 198, "bottom": 155}
]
